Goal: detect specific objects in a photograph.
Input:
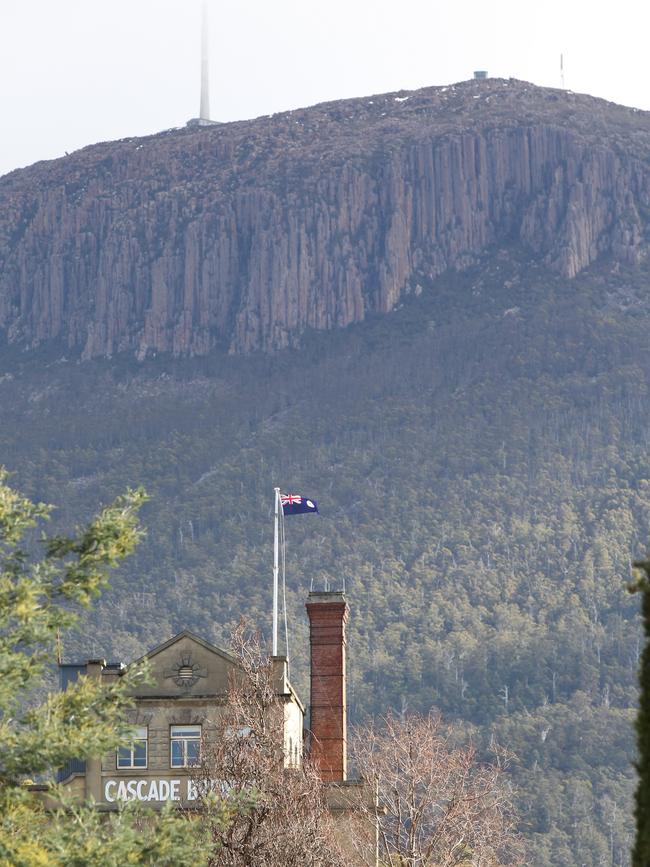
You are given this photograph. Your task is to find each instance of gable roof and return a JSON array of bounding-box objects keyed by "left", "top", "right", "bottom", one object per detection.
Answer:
[{"left": 132, "top": 629, "right": 240, "bottom": 667}]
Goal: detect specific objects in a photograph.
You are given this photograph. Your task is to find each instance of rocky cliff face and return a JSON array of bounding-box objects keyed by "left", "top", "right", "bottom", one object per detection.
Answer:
[{"left": 1, "top": 79, "right": 649, "bottom": 359}]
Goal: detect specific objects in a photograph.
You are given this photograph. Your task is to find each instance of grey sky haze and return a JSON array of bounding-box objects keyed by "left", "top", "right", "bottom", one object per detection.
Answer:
[{"left": 1, "top": 0, "right": 648, "bottom": 178}]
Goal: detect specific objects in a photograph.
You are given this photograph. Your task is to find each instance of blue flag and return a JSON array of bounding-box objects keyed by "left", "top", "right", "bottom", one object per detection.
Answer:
[{"left": 281, "top": 493, "right": 318, "bottom": 516}]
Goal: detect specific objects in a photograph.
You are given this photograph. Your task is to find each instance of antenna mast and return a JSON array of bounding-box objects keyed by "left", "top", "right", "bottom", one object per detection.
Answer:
[
  {"left": 560, "top": 53, "right": 565, "bottom": 89},
  {"left": 200, "top": 0, "right": 211, "bottom": 121}
]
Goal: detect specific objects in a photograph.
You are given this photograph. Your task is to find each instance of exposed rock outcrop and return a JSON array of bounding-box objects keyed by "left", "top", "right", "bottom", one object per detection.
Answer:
[{"left": 1, "top": 79, "right": 649, "bottom": 359}]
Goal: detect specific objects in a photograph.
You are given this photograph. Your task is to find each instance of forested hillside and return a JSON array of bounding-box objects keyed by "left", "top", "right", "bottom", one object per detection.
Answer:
[{"left": 0, "top": 246, "right": 648, "bottom": 865}]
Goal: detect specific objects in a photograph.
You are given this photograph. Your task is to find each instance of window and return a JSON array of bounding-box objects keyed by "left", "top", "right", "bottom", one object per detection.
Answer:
[
  {"left": 170, "top": 725, "right": 201, "bottom": 768},
  {"left": 117, "top": 727, "right": 148, "bottom": 769}
]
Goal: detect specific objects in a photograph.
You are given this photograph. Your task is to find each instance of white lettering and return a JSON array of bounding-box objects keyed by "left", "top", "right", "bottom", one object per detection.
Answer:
[
  {"left": 103, "top": 778, "right": 186, "bottom": 803},
  {"left": 187, "top": 779, "right": 197, "bottom": 801}
]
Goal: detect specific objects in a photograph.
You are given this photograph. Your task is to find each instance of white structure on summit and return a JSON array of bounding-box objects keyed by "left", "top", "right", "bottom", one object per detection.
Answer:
[
  {"left": 187, "top": 1, "right": 219, "bottom": 127},
  {"left": 200, "top": 0, "right": 211, "bottom": 122}
]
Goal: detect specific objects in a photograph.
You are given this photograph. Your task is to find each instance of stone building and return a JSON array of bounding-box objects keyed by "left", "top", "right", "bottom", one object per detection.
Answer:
[{"left": 57, "top": 590, "right": 376, "bottom": 864}]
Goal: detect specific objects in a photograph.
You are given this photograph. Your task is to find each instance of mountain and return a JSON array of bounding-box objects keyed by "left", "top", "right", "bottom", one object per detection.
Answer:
[
  {"left": 2, "top": 80, "right": 650, "bottom": 866},
  {"left": 1, "top": 78, "right": 649, "bottom": 359}
]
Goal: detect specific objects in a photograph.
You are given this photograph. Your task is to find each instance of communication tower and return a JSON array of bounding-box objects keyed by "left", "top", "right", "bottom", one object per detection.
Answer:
[{"left": 187, "top": 0, "right": 219, "bottom": 127}]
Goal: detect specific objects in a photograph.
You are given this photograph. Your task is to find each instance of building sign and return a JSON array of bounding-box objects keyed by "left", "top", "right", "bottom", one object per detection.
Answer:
[{"left": 103, "top": 777, "right": 218, "bottom": 803}]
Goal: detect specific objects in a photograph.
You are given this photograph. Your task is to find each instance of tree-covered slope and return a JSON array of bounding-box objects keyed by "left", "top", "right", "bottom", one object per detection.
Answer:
[{"left": 0, "top": 247, "right": 648, "bottom": 864}]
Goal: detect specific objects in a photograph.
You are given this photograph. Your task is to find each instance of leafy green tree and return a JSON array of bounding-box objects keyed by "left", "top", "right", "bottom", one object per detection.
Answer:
[{"left": 0, "top": 468, "right": 212, "bottom": 866}]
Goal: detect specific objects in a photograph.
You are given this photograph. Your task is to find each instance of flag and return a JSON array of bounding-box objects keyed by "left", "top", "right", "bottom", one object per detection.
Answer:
[{"left": 280, "top": 493, "right": 318, "bottom": 516}]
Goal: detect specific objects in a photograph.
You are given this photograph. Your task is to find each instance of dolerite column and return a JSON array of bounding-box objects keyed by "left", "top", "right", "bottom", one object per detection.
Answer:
[{"left": 306, "top": 591, "right": 349, "bottom": 782}]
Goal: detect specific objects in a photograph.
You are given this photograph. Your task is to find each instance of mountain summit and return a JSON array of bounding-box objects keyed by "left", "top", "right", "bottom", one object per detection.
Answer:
[{"left": 1, "top": 78, "right": 649, "bottom": 359}]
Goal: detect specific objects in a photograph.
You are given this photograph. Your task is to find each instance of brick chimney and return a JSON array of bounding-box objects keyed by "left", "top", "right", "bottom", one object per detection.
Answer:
[{"left": 306, "top": 591, "right": 349, "bottom": 782}]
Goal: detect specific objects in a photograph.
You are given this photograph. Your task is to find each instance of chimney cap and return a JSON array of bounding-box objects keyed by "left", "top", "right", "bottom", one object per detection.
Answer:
[{"left": 307, "top": 590, "right": 347, "bottom": 603}]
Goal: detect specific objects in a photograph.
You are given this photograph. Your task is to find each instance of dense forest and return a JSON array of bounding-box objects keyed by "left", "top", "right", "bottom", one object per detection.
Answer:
[{"left": 1, "top": 246, "right": 648, "bottom": 865}]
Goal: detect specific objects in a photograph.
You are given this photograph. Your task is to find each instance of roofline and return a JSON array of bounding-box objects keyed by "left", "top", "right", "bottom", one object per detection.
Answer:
[
  {"left": 62, "top": 630, "right": 305, "bottom": 709},
  {"left": 284, "top": 680, "right": 305, "bottom": 714},
  {"left": 133, "top": 631, "right": 305, "bottom": 708},
  {"left": 131, "top": 630, "right": 240, "bottom": 667}
]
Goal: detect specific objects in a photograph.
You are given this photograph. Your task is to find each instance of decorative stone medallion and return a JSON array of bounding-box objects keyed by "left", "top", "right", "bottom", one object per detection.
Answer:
[{"left": 163, "top": 655, "right": 208, "bottom": 689}]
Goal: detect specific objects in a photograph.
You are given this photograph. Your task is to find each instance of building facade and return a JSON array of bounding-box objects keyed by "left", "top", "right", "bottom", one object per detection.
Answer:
[
  {"left": 60, "top": 631, "right": 303, "bottom": 807},
  {"left": 57, "top": 591, "right": 377, "bottom": 864}
]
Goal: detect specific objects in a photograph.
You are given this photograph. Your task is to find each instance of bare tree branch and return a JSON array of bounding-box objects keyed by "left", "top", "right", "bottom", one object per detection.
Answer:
[
  {"left": 189, "top": 623, "right": 352, "bottom": 867},
  {"left": 351, "top": 711, "right": 525, "bottom": 866}
]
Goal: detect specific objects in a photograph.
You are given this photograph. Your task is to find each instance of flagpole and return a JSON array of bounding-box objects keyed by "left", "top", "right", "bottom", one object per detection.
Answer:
[{"left": 272, "top": 487, "right": 280, "bottom": 656}]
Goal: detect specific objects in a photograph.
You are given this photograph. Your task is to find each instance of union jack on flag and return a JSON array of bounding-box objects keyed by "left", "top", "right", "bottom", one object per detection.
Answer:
[{"left": 280, "top": 493, "right": 318, "bottom": 516}]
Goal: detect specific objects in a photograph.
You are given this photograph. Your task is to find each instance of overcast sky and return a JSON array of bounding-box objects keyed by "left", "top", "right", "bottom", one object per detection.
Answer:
[{"left": 1, "top": 0, "right": 649, "bottom": 178}]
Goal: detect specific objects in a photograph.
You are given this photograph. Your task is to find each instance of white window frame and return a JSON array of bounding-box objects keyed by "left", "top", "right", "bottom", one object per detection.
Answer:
[
  {"left": 117, "top": 726, "right": 148, "bottom": 769},
  {"left": 170, "top": 724, "right": 201, "bottom": 768}
]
